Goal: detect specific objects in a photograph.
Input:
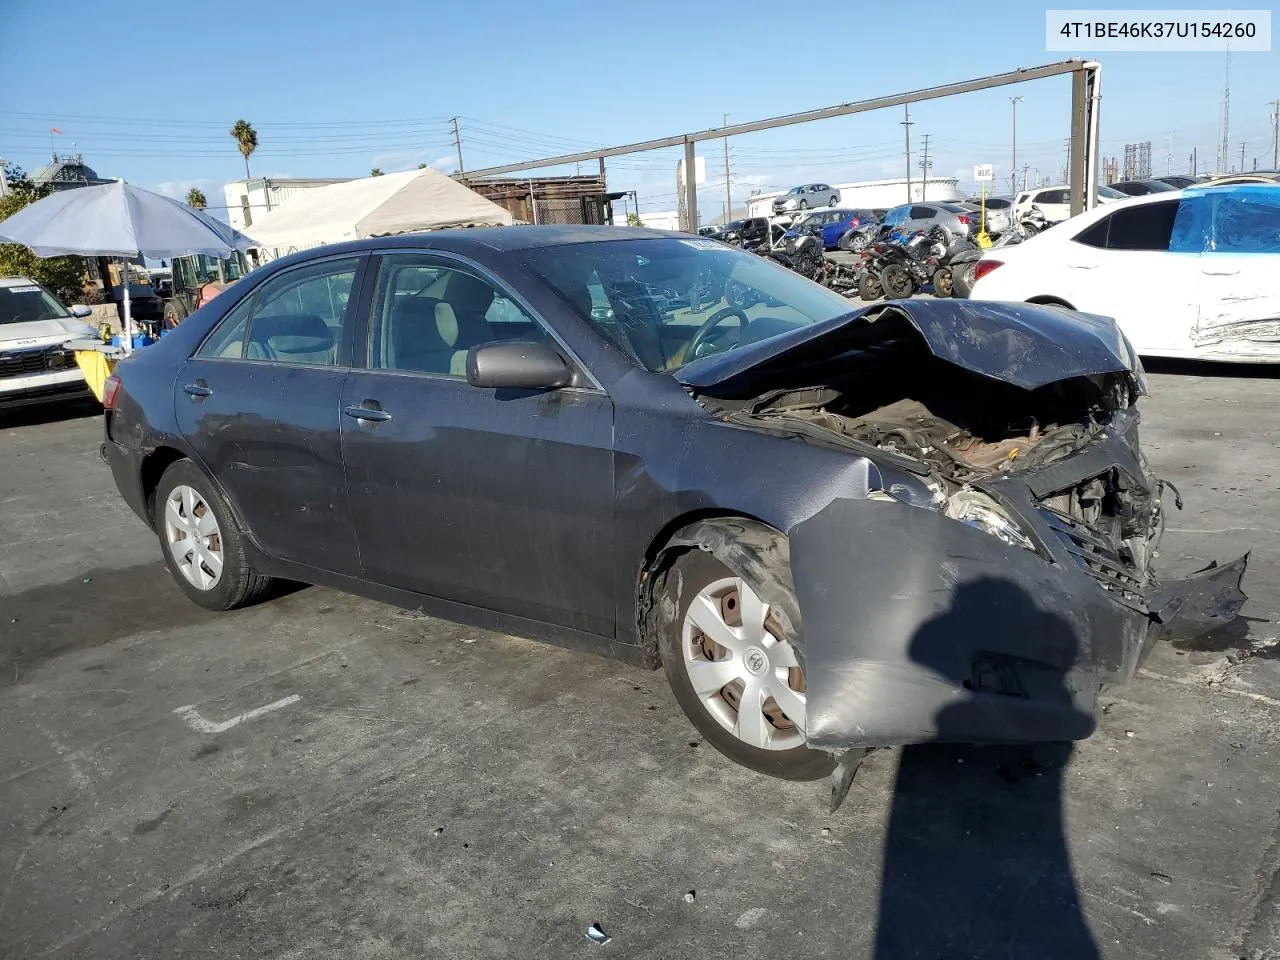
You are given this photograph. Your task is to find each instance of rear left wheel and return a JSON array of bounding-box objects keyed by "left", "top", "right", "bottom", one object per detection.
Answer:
[
  {"left": 659, "top": 547, "right": 833, "bottom": 781},
  {"left": 155, "top": 459, "right": 274, "bottom": 611}
]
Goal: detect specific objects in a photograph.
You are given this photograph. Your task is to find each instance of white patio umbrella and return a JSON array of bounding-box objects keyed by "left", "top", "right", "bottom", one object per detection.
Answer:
[{"left": 0, "top": 180, "right": 257, "bottom": 353}]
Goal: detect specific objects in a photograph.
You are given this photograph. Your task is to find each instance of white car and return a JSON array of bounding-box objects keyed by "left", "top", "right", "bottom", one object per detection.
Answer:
[
  {"left": 970, "top": 185, "right": 1280, "bottom": 362},
  {"left": 1012, "top": 184, "right": 1126, "bottom": 224},
  {"left": 0, "top": 277, "right": 96, "bottom": 407}
]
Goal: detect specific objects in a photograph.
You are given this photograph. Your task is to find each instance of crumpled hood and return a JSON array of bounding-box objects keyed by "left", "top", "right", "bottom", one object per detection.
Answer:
[
  {"left": 677, "top": 299, "right": 1144, "bottom": 393},
  {"left": 0, "top": 317, "right": 96, "bottom": 349}
]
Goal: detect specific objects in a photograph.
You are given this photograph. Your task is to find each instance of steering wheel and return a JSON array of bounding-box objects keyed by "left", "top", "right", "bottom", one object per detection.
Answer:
[{"left": 672, "top": 305, "right": 751, "bottom": 368}]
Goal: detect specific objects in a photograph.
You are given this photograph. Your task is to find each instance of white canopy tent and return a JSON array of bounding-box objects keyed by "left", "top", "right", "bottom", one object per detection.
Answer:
[{"left": 245, "top": 167, "right": 514, "bottom": 257}]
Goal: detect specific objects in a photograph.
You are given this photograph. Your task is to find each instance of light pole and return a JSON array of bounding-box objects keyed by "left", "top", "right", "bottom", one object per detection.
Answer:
[{"left": 1010, "top": 96, "right": 1023, "bottom": 195}]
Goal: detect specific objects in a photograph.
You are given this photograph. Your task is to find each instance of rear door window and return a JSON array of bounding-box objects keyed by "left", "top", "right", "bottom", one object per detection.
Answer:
[
  {"left": 909, "top": 206, "right": 936, "bottom": 219},
  {"left": 1104, "top": 201, "right": 1179, "bottom": 251}
]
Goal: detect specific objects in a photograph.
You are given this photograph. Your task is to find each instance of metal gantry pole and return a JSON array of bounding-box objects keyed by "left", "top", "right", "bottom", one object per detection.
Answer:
[{"left": 683, "top": 136, "right": 698, "bottom": 232}]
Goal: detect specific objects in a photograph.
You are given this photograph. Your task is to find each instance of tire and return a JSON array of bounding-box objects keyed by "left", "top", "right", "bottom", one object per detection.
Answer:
[
  {"left": 154, "top": 459, "right": 274, "bottom": 611},
  {"left": 798, "top": 199, "right": 808, "bottom": 210},
  {"left": 659, "top": 547, "right": 834, "bottom": 781},
  {"left": 850, "top": 233, "right": 869, "bottom": 253},
  {"left": 952, "top": 261, "right": 978, "bottom": 298},
  {"left": 162, "top": 297, "right": 189, "bottom": 329},
  {"left": 828, "top": 195, "right": 838, "bottom": 206},
  {"left": 932, "top": 267, "right": 954, "bottom": 297},
  {"left": 858, "top": 270, "right": 884, "bottom": 301},
  {"left": 880, "top": 263, "right": 915, "bottom": 299}
]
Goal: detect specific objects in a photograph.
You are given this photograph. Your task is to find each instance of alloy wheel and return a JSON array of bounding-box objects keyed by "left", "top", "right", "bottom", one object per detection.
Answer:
[
  {"left": 681, "top": 576, "right": 806, "bottom": 751},
  {"left": 163, "top": 484, "right": 224, "bottom": 590}
]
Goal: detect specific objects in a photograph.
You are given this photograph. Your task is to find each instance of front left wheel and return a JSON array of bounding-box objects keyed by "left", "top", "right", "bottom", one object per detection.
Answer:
[
  {"left": 154, "top": 459, "right": 275, "bottom": 610},
  {"left": 659, "top": 546, "right": 834, "bottom": 781}
]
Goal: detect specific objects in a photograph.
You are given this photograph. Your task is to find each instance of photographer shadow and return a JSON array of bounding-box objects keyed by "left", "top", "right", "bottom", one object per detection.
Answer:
[{"left": 872, "top": 578, "right": 1101, "bottom": 960}]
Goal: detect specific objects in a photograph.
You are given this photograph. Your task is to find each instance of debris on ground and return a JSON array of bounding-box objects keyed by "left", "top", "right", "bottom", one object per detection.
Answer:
[
  {"left": 1151, "top": 872, "right": 1173, "bottom": 884},
  {"left": 683, "top": 890, "right": 696, "bottom": 903},
  {"left": 585, "top": 923, "right": 611, "bottom": 945}
]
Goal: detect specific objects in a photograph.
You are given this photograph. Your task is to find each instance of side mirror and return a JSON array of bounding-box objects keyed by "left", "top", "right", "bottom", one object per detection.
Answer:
[
  {"left": 69, "top": 304, "right": 93, "bottom": 318},
  {"left": 466, "top": 340, "right": 572, "bottom": 390}
]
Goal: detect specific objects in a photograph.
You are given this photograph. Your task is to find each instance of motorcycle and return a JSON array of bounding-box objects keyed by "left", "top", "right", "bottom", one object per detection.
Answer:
[
  {"left": 862, "top": 229, "right": 946, "bottom": 300},
  {"left": 764, "top": 222, "right": 826, "bottom": 281},
  {"left": 929, "top": 234, "right": 982, "bottom": 298},
  {"left": 949, "top": 228, "right": 1027, "bottom": 298},
  {"left": 1017, "top": 203, "right": 1053, "bottom": 237}
]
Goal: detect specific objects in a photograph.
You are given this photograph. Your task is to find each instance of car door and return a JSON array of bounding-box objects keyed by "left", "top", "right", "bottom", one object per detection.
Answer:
[
  {"left": 175, "top": 255, "right": 366, "bottom": 574},
  {"left": 1058, "top": 199, "right": 1194, "bottom": 353},
  {"left": 1034, "top": 188, "right": 1071, "bottom": 222},
  {"left": 340, "top": 252, "right": 616, "bottom": 636},
  {"left": 908, "top": 205, "right": 936, "bottom": 233},
  {"left": 1187, "top": 188, "right": 1280, "bottom": 349}
]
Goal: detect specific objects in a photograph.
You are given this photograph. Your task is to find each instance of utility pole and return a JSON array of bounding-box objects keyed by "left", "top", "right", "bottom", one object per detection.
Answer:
[
  {"left": 901, "top": 105, "right": 913, "bottom": 201},
  {"left": 450, "top": 117, "right": 465, "bottom": 174},
  {"left": 918, "top": 133, "right": 931, "bottom": 200},
  {"left": 0, "top": 158, "right": 7, "bottom": 199},
  {"left": 1270, "top": 99, "right": 1280, "bottom": 170},
  {"left": 1217, "top": 47, "right": 1231, "bottom": 173},
  {"left": 1165, "top": 131, "right": 1174, "bottom": 175},
  {"left": 722, "top": 113, "right": 732, "bottom": 225},
  {"left": 1009, "top": 96, "right": 1023, "bottom": 195},
  {"left": 1021, "top": 163, "right": 1030, "bottom": 191},
  {"left": 1240, "top": 141, "right": 1246, "bottom": 173}
]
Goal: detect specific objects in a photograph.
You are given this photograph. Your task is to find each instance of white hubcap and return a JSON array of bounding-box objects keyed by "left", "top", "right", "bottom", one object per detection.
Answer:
[
  {"left": 163, "top": 484, "right": 223, "bottom": 591},
  {"left": 681, "top": 576, "right": 807, "bottom": 751}
]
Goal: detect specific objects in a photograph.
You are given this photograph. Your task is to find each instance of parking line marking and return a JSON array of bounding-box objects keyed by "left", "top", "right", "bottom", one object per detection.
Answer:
[{"left": 173, "top": 695, "right": 301, "bottom": 734}]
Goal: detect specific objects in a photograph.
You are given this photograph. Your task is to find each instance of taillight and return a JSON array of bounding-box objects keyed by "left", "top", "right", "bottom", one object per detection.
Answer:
[
  {"left": 974, "top": 260, "right": 1004, "bottom": 282},
  {"left": 102, "top": 375, "right": 122, "bottom": 410},
  {"left": 956, "top": 214, "right": 970, "bottom": 225}
]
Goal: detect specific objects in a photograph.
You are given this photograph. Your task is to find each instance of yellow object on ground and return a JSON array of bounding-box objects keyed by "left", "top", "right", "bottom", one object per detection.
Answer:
[{"left": 74, "top": 349, "right": 116, "bottom": 403}]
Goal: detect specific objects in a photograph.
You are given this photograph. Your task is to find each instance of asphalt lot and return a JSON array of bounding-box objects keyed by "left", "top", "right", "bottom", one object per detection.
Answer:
[{"left": 1, "top": 372, "right": 1279, "bottom": 960}]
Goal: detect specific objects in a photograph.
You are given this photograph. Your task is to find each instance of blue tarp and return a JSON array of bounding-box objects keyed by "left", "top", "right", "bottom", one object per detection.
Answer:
[{"left": 1170, "top": 184, "right": 1280, "bottom": 254}]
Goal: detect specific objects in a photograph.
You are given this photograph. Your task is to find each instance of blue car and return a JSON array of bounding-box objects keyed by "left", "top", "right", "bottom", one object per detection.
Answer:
[{"left": 784, "top": 209, "right": 878, "bottom": 250}]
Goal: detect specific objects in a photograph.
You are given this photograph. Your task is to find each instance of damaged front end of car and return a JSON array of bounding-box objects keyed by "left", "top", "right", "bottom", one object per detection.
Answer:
[{"left": 679, "top": 299, "right": 1248, "bottom": 772}]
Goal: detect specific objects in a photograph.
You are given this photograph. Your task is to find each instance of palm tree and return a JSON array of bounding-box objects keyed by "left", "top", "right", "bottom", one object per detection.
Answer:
[
  {"left": 370, "top": 167, "right": 384, "bottom": 177},
  {"left": 186, "top": 187, "right": 207, "bottom": 209},
  {"left": 230, "top": 119, "right": 258, "bottom": 179}
]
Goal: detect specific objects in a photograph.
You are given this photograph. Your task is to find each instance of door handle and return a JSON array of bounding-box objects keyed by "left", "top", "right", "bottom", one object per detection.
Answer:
[
  {"left": 344, "top": 404, "right": 392, "bottom": 422},
  {"left": 183, "top": 381, "right": 212, "bottom": 399}
]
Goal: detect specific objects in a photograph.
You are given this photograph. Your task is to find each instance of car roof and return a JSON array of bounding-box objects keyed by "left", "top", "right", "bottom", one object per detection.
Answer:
[
  {"left": 0, "top": 277, "right": 41, "bottom": 288},
  {"left": 258, "top": 225, "right": 680, "bottom": 268}
]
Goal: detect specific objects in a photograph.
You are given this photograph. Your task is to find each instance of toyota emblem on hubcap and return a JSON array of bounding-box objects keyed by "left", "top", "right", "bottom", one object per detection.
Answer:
[{"left": 744, "top": 648, "right": 768, "bottom": 675}]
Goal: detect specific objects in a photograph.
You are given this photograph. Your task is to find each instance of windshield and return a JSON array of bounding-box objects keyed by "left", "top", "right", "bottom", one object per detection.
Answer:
[
  {"left": 521, "top": 238, "right": 856, "bottom": 373},
  {"left": 724, "top": 219, "right": 746, "bottom": 232},
  {"left": 0, "top": 283, "right": 70, "bottom": 325},
  {"left": 1097, "top": 185, "right": 1127, "bottom": 199}
]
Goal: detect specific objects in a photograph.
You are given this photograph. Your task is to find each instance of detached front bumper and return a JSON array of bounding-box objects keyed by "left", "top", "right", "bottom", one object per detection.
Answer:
[{"left": 789, "top": 497, "right": 1247, "bottom": 751}]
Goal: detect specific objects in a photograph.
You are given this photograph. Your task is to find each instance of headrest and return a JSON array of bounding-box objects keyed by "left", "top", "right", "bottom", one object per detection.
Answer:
[
  {"left": 248, "top": 313, "right": 333, "bottom": 356},
  {"left": 391, "top": 296, "right": 452, "bottom": 357},
  {"left": 444, "top": 271, "right": 495, "bottom": 316}
]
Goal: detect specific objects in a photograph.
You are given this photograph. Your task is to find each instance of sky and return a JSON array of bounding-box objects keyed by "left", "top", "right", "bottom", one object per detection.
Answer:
[{"left": 1, "top": 0, "right": 1276, "bottom": 221}]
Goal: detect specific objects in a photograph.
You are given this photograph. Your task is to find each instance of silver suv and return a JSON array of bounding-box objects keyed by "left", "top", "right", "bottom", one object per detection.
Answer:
[
  {"left": 877, "top": 202, "right": 978, "bottom": 242},
  {"left": 0, "top": 277, "right": 95, "bottom": 408},
  {"left": 772, "top": 183, "right": 840, "bottom": 214}
]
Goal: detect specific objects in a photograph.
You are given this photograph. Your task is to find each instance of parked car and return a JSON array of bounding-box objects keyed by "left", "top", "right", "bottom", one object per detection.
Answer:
[
  {"left": 1152, "top": 175, "right": 1203, "bottom": 189},
  {"left": 783, "top": 209, "right": 876, "bottom": 250},
  {"left": 971, "top": 185, "right": 1280, "bottom": 362},
  {"left": 0, "top": 277, "right": 96, "bottom": 408},
  {"left": 1107, "top": 179, "right": 1178, "bottom": 197},
  {"left": 696, "top": 225, "right": 722, "bottom": 237},
  {"left": 960, "top": 195, "right": 1013, "bottom": 235},
  {"left": 772, "top": 183, "right": 840, "bottom": 214},
  {"left": 719, "top": 217, "right": 771, "bottom": 246},
  {"left": 878, "top": 202, "right": 977, "bottom": 242},
  {"left": 1203, "top": 172, "right": 1280, "bottom": 187},
  {"left": 102, "top": 226, "right": 1244, "bottom": 786},
  {"left": 1012, "top": 184, "right": 1126, "bottom": 224}
]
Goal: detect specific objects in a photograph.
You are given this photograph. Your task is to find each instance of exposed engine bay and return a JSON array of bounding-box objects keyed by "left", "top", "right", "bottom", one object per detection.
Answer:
[{"left": 695, "top": 333, "right": 1162, "bottom": 582}]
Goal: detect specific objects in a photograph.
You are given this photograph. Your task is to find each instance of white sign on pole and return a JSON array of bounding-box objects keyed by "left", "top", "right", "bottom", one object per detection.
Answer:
[
  {"left": 973, "top": 164, "right": 995, "bottom": 182},
  {"left": 678, "top": 155, "right": 707, "bottom": 186}
]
